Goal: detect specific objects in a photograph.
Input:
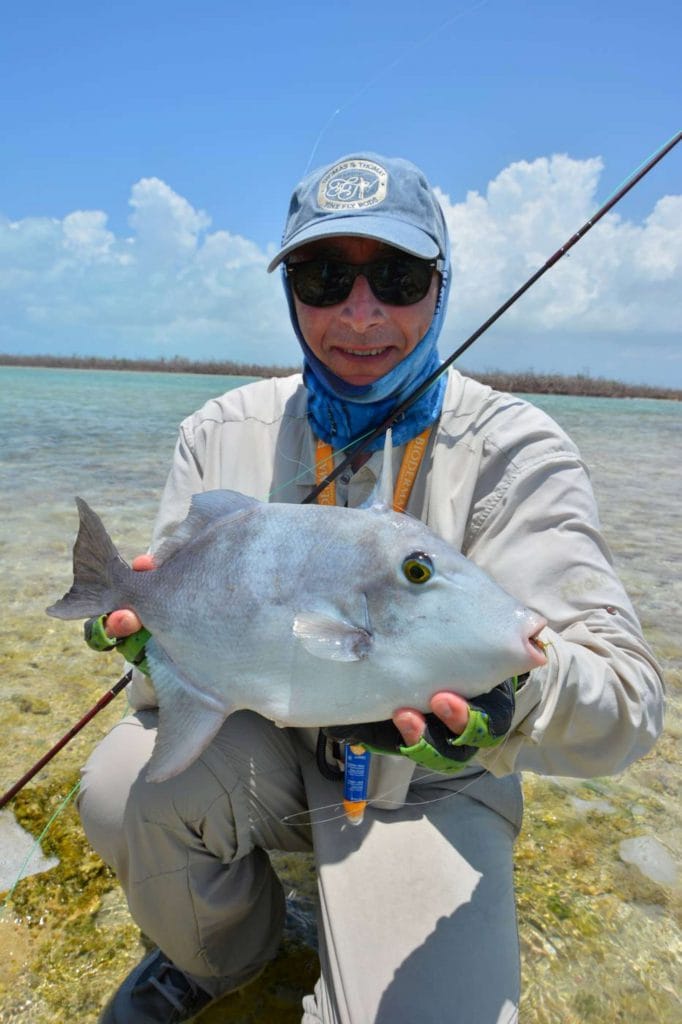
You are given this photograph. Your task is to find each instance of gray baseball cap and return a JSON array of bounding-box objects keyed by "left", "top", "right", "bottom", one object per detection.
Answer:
[{"left": 267, "top": 152, "right": 448, "bottom": 272}]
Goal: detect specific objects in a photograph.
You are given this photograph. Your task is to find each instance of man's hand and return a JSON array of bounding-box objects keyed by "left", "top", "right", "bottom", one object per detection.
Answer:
[
  {"left": 393, "top": 691, "right": 470, "bottom": 746},
  {"left": 325, "top": 677, "right": 522, "bottom": 775},
  {"left": 83, "top": 555, "right": 154, "bottom": 670},
  {"left": 105, "top": 554, "right": 154, "bottom": 637}
]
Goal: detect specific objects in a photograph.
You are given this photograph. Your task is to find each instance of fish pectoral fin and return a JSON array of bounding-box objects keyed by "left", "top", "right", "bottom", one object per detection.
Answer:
[
  {"left": 293, "top": 612, "right": 373, "bottom": 662},
  {"left": 144, "top": 640, "right": 233, "bottom": 782}
]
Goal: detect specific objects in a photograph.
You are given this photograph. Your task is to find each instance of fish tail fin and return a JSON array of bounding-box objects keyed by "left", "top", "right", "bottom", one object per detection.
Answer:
[{"left": 46, "top": 498, "right": 129, "bottom": 619}]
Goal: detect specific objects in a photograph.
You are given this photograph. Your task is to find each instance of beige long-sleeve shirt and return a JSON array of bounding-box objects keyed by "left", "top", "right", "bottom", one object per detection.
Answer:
[{"left": 129, "top": 369, "right": 664, "bottom": 805}]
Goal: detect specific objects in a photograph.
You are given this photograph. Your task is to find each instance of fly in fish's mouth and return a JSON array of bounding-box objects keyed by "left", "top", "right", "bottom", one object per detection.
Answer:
[{"left": 526, "top": 626, "right": 548, "bottom": 666}]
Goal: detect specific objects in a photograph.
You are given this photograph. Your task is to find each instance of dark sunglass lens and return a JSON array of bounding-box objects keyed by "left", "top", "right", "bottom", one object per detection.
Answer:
[
  {"left": 290, "top": 260, "right": 353, "bottom": 306},
  {"left": 370, "top": 258, "right": 433, "bottom": 305}
]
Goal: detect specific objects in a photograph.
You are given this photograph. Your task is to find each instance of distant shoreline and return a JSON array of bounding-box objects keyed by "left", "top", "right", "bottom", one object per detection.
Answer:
[{"left": 1, "top": 353, "right": 680, "bottom": 401}]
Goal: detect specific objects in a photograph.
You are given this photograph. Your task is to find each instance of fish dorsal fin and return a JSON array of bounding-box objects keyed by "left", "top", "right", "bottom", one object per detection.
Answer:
[
  {"left": 154, "top": 489, "right": 260, "bottom": 566},
  {"left": 363, "top": 429, "right": 393, "bottom": 512}
]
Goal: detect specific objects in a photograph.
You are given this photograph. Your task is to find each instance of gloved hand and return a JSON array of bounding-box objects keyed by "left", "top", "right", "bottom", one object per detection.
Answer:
[
  {"left": 324, "top": 675, "right": 526, "bottom": 774},
  {"left": 83, "top": 553, "right": 153, "bottom": 673},
  {"left": 84, "top": 614, "right": 152, "bottom": 675}
]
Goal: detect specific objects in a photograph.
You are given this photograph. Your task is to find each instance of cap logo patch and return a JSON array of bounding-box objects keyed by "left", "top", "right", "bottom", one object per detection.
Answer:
[{"left": 317, "top": 159, "right": 388, "bottom": 212}]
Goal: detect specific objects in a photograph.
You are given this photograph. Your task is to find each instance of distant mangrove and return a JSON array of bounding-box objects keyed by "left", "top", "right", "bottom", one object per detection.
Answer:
[{"left": 1, "top": 352, "right": 680, "bottom": 401}]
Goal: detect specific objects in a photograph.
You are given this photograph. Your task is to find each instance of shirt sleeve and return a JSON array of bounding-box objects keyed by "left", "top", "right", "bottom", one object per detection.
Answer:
[
  {"left": 465, "top": 422, "right": 664, "bottom": 778},
  {"left": 149, "top": 421, "right": 206, "bottom": 550},
  {"left": 126, "top": 421, "right": 204, "bottom": 710}
]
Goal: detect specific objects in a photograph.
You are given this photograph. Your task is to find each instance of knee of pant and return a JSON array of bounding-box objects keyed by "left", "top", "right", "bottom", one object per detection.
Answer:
[
  {"left": 77, "top": 756, "right": 134, "bottom": 875},
  {"left": 80, "top": 751, "right": 246, "bottom": 882},
  {"left": 125, "top": 754, "right": 248, "bottom": 876},
  {"left": 77, "top": 712, "right": 157, "bottom": 869}
]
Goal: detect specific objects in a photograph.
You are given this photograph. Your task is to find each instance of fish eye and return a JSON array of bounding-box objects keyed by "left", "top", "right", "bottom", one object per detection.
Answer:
[{"left": 402, "top": 553, "right": 434, "bottom": 585}]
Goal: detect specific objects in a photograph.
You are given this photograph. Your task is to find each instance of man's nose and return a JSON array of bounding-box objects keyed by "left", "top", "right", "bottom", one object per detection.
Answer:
[{"left": 338, "top": 273, "right": 385, "bottom": 332}]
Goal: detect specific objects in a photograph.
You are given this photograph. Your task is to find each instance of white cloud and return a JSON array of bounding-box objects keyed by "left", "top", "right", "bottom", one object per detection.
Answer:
[
  {"left": 433, "top": 155, "right": 681, "bottom": 383},
  {"left": 128, "top": 177, "right": 211, "bottom": 266},
  {"left": 0, "top": 178, "right": 291, "bottom": 365},
  {"left": 62, "top": 210, "right": 116, "bottom": 261},
  {"left": 0, "top": 159, "right": 680, "bottom": 383},
  {"left": 438, "top": 155, "right": 682, "bottom": 334}
]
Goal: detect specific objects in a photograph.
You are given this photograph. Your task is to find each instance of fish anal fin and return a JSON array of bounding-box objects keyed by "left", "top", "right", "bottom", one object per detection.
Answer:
[{"left": 145, "top": 639, "right": 234, "bottom": 782}]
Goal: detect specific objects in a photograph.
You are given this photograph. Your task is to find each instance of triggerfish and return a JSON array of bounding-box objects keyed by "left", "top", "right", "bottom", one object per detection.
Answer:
[{"left": 48, "top": 489, "right": 546, "bottom": 781}]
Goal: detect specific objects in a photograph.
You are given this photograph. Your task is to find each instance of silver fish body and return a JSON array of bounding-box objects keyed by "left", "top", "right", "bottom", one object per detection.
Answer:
[{"left": 48, "top": 491, "right": 546, "bottom": 781}]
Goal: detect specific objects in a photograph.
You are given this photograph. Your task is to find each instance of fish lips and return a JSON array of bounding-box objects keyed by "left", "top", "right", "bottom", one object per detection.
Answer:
[{"left": 523, "top": 613, "right": 549, "bottom": 669}]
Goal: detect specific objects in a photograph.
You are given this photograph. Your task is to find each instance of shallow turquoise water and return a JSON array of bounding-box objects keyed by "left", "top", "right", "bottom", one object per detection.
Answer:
[{"left": 0, "top": 367, "right": 257, "bottom": 594}]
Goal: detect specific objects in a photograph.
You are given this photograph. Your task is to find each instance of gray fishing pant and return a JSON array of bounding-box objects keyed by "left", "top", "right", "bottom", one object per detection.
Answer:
[{"left": 79, "top": 710, "right": 523, "bottom": 1024}]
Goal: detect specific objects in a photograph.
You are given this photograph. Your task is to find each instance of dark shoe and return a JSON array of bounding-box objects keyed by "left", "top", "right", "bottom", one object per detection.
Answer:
[{"left": 99, "top": 948, "right": 215, "bottom": 1023}]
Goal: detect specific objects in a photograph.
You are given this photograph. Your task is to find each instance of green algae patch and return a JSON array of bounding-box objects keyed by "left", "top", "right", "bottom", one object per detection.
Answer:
[
  {"left": 516, "top": 773, "right": 682, "bottom": 1024},
  {"left": 9, "top": 773, "right": 112, "bottom": 917},
  {"left": 0, "top": 618, "right": 148, "bottom": 1023},
  {"left": 10, "top": 694, "right": 51, "bottom": 715},
  {"left": 0, "top": 771, "right": 145, "bottom": 1023},
  {"left": 0, "top": 617, "right": 128, "bottom": 797},
  {"left": 0, "top": 765, "right": 321, "bottom": 1023}
]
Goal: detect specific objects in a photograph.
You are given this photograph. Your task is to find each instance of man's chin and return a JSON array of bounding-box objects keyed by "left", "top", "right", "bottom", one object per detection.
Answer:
[{"left": 328, "top": 349, "right": 399, "bottom": 385}]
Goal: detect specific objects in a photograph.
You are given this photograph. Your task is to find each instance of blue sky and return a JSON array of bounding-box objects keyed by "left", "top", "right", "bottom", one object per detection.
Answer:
[{"left": 1, "top": 0, "right": 680, "bottom": 385}]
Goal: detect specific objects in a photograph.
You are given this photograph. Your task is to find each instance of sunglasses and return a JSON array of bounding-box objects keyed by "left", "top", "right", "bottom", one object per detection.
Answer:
[{"left": 285, "top": 254, "right": 441, "bottom": 308}]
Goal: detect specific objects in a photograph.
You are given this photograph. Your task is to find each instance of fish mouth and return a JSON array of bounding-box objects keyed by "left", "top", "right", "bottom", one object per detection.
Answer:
[{"left": 525, "top": 622, "right": 548, "bottom": 667}]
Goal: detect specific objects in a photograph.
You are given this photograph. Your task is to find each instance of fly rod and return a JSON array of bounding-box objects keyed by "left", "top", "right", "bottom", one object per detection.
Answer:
[
  {"left": 1, "top": 131, "right": 679, "bottom": 808},
  {"left": 0, "top": 670, "right": 132, "bottom": 810},
  {"left": 302, "top": 129, "right": 682, "bottom": 504}
]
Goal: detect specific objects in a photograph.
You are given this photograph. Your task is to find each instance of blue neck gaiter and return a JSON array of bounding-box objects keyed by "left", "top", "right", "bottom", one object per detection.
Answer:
[{"left": 284, "top": 250, "right": 451, "bottom": 452}]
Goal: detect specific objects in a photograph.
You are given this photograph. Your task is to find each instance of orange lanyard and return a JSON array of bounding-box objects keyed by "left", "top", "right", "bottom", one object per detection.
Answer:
[{"left": 315, "top": 427, "right": 431, "bottom": 512}]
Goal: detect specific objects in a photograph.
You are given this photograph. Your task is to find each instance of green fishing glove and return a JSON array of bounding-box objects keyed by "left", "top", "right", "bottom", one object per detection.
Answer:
[
  {"left": 325, "top": 675, "right": 526, "bottom": 775},
  {"left": 84, "top": 614, "right": 152, "bottom": 676}
]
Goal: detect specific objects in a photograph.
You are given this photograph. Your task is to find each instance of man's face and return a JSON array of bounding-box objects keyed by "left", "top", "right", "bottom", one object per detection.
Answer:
[{"left": 289, "top": 237, "right": 439, "bottom": 386}]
